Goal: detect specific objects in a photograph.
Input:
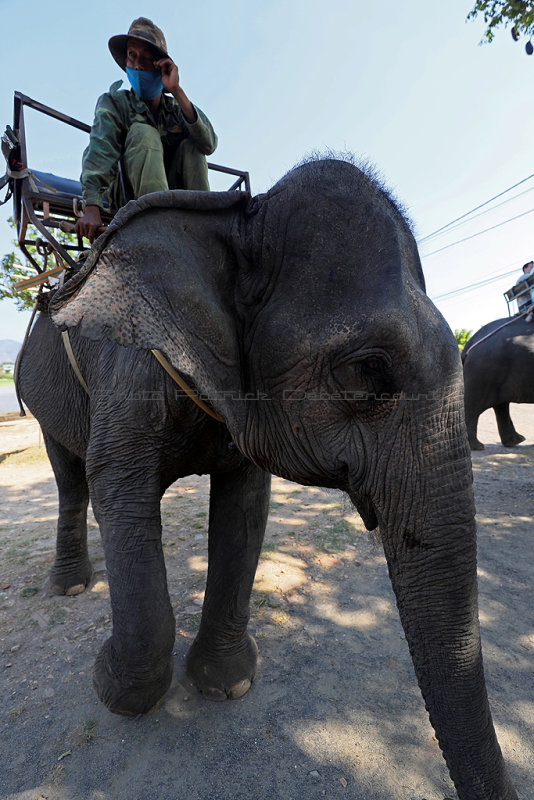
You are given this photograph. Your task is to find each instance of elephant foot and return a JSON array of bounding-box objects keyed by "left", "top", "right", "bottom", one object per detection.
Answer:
[
  {"left": 50, "top": 558, "right": 93, "bottom": 596},
  {"left": 469, "top": 438, "right": 485, "bottom": 451},
  {"left": 186, "top": 632, "right": 258, "bottom": 701},
  {"left": 93, "top": 638, "right": 173, "bottom": 716},
  {"left": 501, "top": 433, "right": 525, "bottom": 447}
]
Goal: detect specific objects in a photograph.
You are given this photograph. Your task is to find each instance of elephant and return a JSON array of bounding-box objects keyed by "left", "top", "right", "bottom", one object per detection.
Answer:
[
  {"left": 17, "top": 157, "right": 518, "bottom": 800},
  {"left": 462, "top": 315, "right": 534, "bottom": 450}
]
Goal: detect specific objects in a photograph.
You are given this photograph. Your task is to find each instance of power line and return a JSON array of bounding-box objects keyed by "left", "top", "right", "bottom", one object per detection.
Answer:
[
  {"left": 420, "top": 205, "right": 534, "bottom": 258},
  {"left": 417, "top": 172, "right": 534, "bottom": 243},
  {"left": 431, "top": 267, "right": 519, "bottom": 302},
  {"left": 421, "top": 185, "right": 534, "bottom": 241}
]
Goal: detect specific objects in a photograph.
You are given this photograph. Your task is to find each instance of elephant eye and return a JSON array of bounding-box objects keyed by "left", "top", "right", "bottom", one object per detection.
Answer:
[
  {"left": 356, "top": 357, "right": 391, "bottom": 396},
  {"left": 360, "top": 356, "right": 385, "bottom": 374},
  {"left": 331, "top": 353, "right": 396, "bottom": 408}
]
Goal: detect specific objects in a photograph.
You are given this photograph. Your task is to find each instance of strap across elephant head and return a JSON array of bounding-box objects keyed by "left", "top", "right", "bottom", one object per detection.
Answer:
[{"left": 50, "top": 188, "right": 257, "bottom": 435}]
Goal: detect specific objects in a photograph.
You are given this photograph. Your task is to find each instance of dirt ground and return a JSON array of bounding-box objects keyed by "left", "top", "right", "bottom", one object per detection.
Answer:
[{"left": 0, "top": 407, "right": 533, "bottom": 800}]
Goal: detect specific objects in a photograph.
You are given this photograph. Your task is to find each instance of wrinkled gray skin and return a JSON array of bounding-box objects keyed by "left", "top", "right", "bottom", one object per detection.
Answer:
[
  {"left": 18, "top": 159, "right": 517, "bottom": 799},
  {"left": 463, "top": 316, "right": 534, "bottom": 450}
]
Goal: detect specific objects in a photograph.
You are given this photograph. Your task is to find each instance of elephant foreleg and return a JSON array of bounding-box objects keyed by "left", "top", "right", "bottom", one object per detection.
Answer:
[
  {"left": 186, "top": 462, "right": 271, "bottom": 700},
  {"left": 87, "top": 451, "right": 175, "bottom": 716},
  {"left": 44, "top": 433, "right": 93, "bottom": 595},
  {"left": 494, "top": 402, "right": 525, "bottom": 447}
]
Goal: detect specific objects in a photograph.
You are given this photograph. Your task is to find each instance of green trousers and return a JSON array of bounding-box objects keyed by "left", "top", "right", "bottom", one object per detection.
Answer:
[{"left": 107, "top": 122, "right": 210, "bottom": 210}]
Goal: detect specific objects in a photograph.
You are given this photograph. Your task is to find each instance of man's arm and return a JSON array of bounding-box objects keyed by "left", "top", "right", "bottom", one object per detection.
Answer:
[
  {"left": 155, "top": 58, "right": 217, "bottom": 154},
  {"left": 155, "top": 57, "right": 197, "bottom": 122}
]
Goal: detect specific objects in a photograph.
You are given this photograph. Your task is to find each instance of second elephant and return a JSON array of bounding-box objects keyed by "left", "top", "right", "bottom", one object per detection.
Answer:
[{"left": 462, "top": 315, "right": 534, "bottom": 450}]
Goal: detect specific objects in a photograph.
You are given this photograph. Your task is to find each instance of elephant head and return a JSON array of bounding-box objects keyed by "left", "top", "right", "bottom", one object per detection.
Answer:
[{"left": 50, "top": 157, "right": 517, "bottom": 799}]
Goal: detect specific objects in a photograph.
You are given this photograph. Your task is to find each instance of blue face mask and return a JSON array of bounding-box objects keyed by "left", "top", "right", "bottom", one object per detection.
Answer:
[{"left": 126, "top": 67, "right": 163, "bottom": 101}]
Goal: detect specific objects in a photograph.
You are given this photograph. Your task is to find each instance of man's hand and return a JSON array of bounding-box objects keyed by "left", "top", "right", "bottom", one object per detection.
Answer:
[
  {"left": 74, "top": 205, "right": 103, "bottom": 243},
  {"left": 155, "top": 57, "right": 179, "bottom": 94},
  {"left": 154, "top": 58, "right": 197, "bottom": 123}
]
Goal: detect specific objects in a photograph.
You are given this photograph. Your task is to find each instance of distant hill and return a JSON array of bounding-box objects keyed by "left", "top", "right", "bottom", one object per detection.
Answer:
[{"left": 0, "top": 339, "right": 22, "bottom": 362}]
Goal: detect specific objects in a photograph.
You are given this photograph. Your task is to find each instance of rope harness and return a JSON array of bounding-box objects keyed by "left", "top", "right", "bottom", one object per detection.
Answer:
[
  {"left": 151, "top": 348, "right": 224, "bottom": 421},
  {"left": 61, "top": 331, "right": 89, "bottom": 394},
  {"left": 61, "top": 330, "right": 224, "bottom": 423}
]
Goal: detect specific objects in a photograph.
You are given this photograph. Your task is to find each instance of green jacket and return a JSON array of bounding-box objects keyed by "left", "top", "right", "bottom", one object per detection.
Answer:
[{"left": 81, "top": 80, "right": 218, "bottom": 208}]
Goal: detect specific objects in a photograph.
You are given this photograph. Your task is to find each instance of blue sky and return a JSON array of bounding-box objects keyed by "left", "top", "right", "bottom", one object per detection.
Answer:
[{"left": 2, "top": 0, "right": 534, "bottom": 341}]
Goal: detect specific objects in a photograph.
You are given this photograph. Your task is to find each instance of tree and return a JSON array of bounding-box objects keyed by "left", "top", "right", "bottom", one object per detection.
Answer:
[
  {"left": 1, "top": 217, "right": 78, "bottom": 311},
  {"left": 1, "top": 243, "right": 34, "bottom": 311},
  {"left": 454, "top": 328, "right": 473, "bottom": 350},
  {"left": 467, "top": 1, "right": 534, "bottom": 49}
]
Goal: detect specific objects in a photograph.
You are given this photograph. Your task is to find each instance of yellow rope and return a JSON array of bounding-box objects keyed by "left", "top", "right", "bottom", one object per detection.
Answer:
[
  {"left": 60, "top": 332, "right": 223, "bottom": 423},
  {"left": 14, "top": 264, "right": 64, "bottom": 290},
  {"left": 151, "top": 349, "right": 224, "bottom": 422},
  {"left": 61, "top": 330, "right": 89, "bottom": 394}
]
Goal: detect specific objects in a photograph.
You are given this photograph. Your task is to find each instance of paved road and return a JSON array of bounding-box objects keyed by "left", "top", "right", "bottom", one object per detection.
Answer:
[{"left": 0, "top": 383, "right": 24, "bottom": 413}]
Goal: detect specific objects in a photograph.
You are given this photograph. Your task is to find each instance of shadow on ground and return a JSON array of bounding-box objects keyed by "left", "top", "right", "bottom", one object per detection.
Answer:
[{"left": 0, "top": 414, "right": 532, "bottom": 800}]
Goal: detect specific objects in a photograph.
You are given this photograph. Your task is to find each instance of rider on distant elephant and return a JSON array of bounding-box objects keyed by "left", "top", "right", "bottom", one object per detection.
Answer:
[
  {"left": 515, "top": 260, "right": 534, "bottom": 312},
  {"left": 75, "top": 17, "right": 217, "bottom": 243}
]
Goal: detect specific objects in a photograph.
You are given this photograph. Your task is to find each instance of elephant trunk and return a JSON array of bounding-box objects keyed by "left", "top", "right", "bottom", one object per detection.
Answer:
[{"left": 375, "top": 394, "right": 517, "bottom": 799}]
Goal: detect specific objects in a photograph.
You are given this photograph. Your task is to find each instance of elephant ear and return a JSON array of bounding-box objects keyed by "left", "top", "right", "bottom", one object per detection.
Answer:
[{"left": 50, "top": 190, "right": 251, "bottom": 433}]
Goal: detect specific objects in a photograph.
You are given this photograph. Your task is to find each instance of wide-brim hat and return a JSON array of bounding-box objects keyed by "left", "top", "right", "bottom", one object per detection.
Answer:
[{"left": 108, "top": 17, "right": 169, "bottom": 71}]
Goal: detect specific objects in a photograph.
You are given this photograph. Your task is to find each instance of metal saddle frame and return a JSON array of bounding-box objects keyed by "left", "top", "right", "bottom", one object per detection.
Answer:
[
  {"left": 2, "top": 91, "right": 251, "bottom": 418},
  {"left": 2, "top": 91, "right": 251, "bottom": 275},
  {"left": 504, "top": 272, "right": 534, "bottom": 317}
]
